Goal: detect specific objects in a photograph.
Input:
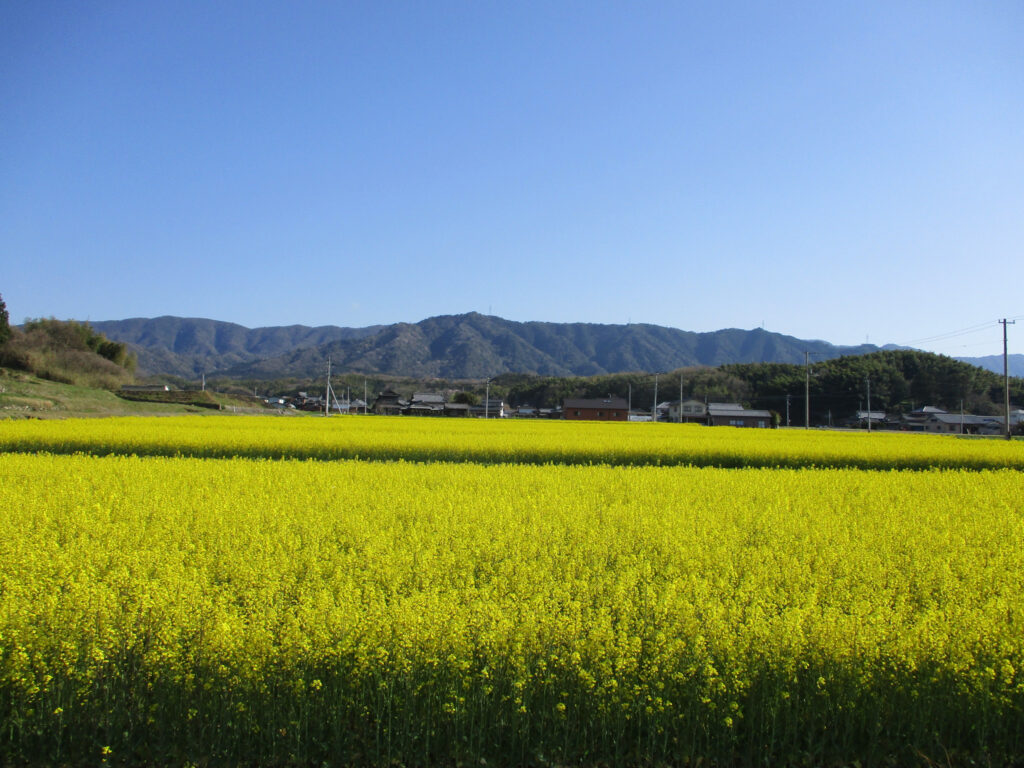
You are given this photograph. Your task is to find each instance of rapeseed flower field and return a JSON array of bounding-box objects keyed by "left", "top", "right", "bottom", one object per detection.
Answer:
[
  {"left": 1, "top": 416, "right": 1022, "bottom": 765},
  {"left": 1, "top": 413, "right": 1023, "bottom": 470}
]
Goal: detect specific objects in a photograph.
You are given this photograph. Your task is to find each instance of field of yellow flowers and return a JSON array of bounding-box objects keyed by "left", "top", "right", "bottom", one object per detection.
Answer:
[
  {"left": 1, "top": 413, "right": 1023, "bottom": 470},
  {"left": 1, "top": 416, "right": 1023, "bottom": 766}
]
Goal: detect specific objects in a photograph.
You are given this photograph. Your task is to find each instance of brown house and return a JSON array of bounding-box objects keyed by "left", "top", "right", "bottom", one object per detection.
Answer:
[
  {"left": 563, "top": 397, "right": 629, "bottom": 421},
  {"left": 371, "top": 389, "right": 408, "bottom": 415},
  {"left": 706, "top": 403, "right": 772, "bottom": 428}
]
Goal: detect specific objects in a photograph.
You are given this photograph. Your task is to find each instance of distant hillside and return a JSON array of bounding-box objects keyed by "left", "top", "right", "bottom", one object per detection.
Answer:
[
  {"left": 225, "top": 313, "right": 891, "bottom": 379},
  {"left": 95, "top": 313, "right": 886, "bottom": 380},
  {"left": 957, "top": 354, "right": 1024, "bottom": 378},
  {"left": 90, "top": 317, "right": 382, "bottom": 378}
]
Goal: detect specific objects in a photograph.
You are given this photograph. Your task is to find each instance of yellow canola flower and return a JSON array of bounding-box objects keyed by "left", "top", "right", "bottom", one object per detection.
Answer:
[
  {"left": 0, "top": 433, "right": 1023, "bottom": 765},
  {"left": 1, "top": 413, "right": 1023, "bottom": 470}
]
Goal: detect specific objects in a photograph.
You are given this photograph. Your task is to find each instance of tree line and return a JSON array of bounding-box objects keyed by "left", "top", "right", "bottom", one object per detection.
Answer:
[{"left": 493, "top": 350, "right": 1022, "bottom": 423}]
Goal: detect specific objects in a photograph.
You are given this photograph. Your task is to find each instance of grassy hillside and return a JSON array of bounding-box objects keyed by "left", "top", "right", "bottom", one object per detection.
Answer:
[
  {"left": 1, "top": 318, "right": 136, "bottom": 389},
  {"left": 0, "top": 369, "right": 274, "bottom": 419}
]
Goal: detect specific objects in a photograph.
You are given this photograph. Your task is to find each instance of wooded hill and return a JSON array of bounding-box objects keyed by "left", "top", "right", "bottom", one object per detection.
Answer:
[
  {"left": 496, "top": 350, "right": 1023, "bottom": 422},
  {"left": 723, "top": 350, "right": 1023, "bottom": 422}
]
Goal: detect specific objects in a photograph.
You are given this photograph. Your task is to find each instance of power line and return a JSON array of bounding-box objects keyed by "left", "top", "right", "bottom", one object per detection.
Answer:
[{"left": 901, "top": 320, "right": 1002, "bottom": 347}]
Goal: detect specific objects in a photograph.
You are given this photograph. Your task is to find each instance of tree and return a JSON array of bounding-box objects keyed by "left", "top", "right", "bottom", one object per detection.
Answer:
[
  {"left": 452, "top": 391, "right": 479, "bottom": 406},
  {"left": 0, "top": 293, "right": 10, "bottom": 347}
]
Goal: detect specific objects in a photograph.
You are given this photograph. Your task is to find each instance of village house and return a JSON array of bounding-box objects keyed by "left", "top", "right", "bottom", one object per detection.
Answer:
[
  {"left": 333, "top": 398, "right": 367, "bottom": 414},
  {"left": 667, "top": 398, "right": 708, "bottom": 423},
  {"left": 853, "top": 410, "right": 889, "bottom": 428},
  {"left": 371, "top": 388, "right": 408, "bottom": 415},
  {"left": 901, "top": 406, "right": 1003, "bottom": 435},
  {"left": 469, "top": 398, "right": 506, "bottom": 418},
  {"left": 408, "top": 392, "right": 446, "bottom": 416},
  {"left": 443, "top": 402, "right": 471, "bottom": 417},
  {"left": 900, "top": 406, "right": 947, "bottom": 430},
  {"left": 563, "top": 397, "right": 629, "bottom": 421},
  {"left": 705, "top": 403, "right": 773, "bottom": 428}
]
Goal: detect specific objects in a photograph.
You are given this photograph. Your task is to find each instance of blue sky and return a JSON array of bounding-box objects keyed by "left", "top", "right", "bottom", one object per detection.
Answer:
[{"left": 2, "top": 2, "right": 1022, "bottom": 357}]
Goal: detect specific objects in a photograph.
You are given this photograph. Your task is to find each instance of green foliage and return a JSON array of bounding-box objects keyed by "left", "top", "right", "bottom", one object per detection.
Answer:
[
  {"left": 451, "top": 390, "right": 479, "bottom": 406},
  {"left": 2, "top": 318, "right": 136, "bottom": 389},
  {"left": 498, "top": 367, "right": 750, "bottom": 409},
  {"left": 21, "top": 318, "right": 131, "bottom": 366},
  {"left": 723, "top": 350, "right": 1024, "bottom": 423},
  {"left": 0, "top": 293, "right": 9, "bottom": 347}
]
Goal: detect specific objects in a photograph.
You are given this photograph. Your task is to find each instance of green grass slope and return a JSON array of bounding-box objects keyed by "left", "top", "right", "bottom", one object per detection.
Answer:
[{"left": 0, "top": 369, "right": 273, "bottom": 419}]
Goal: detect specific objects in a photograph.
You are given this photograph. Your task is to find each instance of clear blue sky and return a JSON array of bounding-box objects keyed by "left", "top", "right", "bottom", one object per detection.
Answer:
[{"left": 2, "top": 2, "right": 1022, "bottom": 357}]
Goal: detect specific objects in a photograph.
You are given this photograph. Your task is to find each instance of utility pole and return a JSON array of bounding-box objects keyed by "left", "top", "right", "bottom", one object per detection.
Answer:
[
  {"left": 628, "top": 383, "right": 632, "bottom": 420},
  {"left": 865, "top": 375, "right": 871, "bottom": 433},
  {"left": 485, "top": 379, "right": 490, "bottom": 420},
  {"left": 805, "top": 351, "right": 810, "bottom": 429},
  {"left": 324, "top": 357, "right": 332, "bottom": 416},
  {"left": 679, "top": 374, "right": 684, "bottom": 423},
  {"left": 652, "top": 373, "right": 659, "bottom": 422},
  {"left": 1001, "top": 319, "right": 1015, "bottom": 440},
  {"left": 785, "top": 393, "right": 791, "bottom": 427}
]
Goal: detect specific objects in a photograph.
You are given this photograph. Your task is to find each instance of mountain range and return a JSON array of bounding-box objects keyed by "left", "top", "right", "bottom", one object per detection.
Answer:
[
  {"left": 950, "top": 353, "right": 1024, "bottom": 379},
  {"left": 90, "top": 313, "right": 1023, "bottom": 381},
  {"left": 93, "top": 313, "right": 904, "bottom": 381}
]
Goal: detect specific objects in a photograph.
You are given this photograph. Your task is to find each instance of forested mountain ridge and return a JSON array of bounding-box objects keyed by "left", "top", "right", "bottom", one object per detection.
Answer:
[
  {"left": 90, "top": 316, "right": 382, "bottom": 378},
  {"left": 93, "top": 313, "right": 887, "bottom": 380}
]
